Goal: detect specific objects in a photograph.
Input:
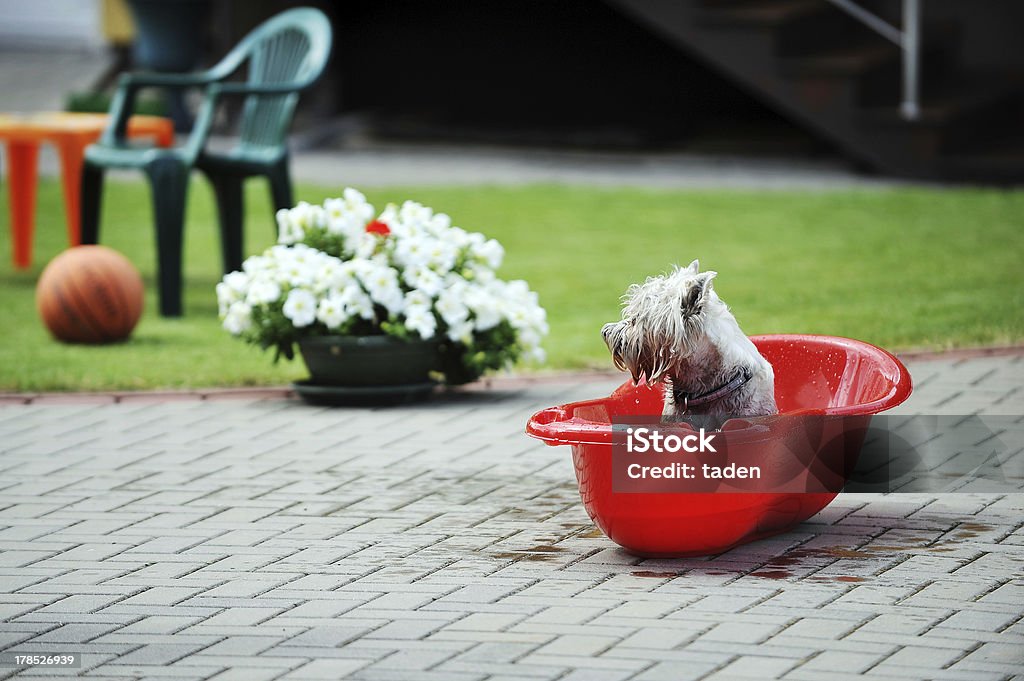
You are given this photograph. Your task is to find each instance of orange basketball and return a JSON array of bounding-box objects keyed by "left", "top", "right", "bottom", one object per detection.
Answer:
[{"left": 36, "top": 245, "right": 144, "bottom": 344}]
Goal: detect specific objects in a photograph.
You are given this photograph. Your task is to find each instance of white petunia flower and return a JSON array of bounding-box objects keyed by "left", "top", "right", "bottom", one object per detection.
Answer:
[
  {"left": 360, "top": 263, "right": 399, "bottom": 293},
  {"left": 322, "top": 260, "right": 358, "bottom": 293},
  {"left": 446, "top": 320, "right": 474, "bottom": 344},
  {"left": 505, "top": 279, "right": 530, "bottom": 299},
  {"left": 323, "top": 189, "right": 375, "bottom": 243},
  {"left": 525, "top": 346, "right": 546, "bottom": 363},
  {"left": 473, "top": 307, "right": 501, "bottom": 331},
  {"left": 339, "top": 285, "right": 375, "bottom": 320},
  {"left": 435, "top": 290, "right": 469, "bottom": 326},
  {"left": 276, "top": 209, "right": 299, "bottom": 244},
  {"left": 223, "top": 270, "right": 250, "bottom": 294},
  {"left": 290, "top": 201, "right": 326, "bottom": 233},
  {"left": 316, "top": 295, "right": 348, "bottom": 329},
  {"left": 375, "top": 203, "right": 407, "bottom": 237},
  {"left": 223, "top": 301, "right": 252, "bottom": 334},
  {"left": 405, "top": 306, "right": 437, "bottom": 340},
  {"left": 471, "top": 266, "right": 496, "bottom": 284},
  {"left": 399, "top": 200, "right": 433, "bottom": 229},
  {"left": 425, "top": 240, "right": 458, "bottom": 273},
  {"left": 517, "top": 328, "right": 541, "bottom": 349},
  {"left": 352, "top": 232, "right": 378, "bottom": 260},
  {"left": 246, "top": 279, "right": 281, "bottom": 306},
  {"left": 282, "top": 288, "right": 317, "bottom": 327},
  {"left": 475, "top": 238, "right": 504, "bottom": 270},
  {"left": 464, "top": 287, "right": 501, "bottom": 331},
  {"left": 360, "top": 264, "right": 405, "bottom": 315},
  {"left": 216, "top": 282, "right": 238, "bottom": 316},
  {"left": 426, "top": 212, "right": 451, "bottom": 235},
  {"left": 467, "top": 231, "right": 486, "bottom": 249},
  {"left": 242, "top": 255, "right": 271, "bottom": 275},
  {"left": 447, "top": 226, "right": 470, "bottom": 248},
  {"left": 342, "top": 186, "right": 369, "bottom": 205},
  {"left": 403, "top": 289, "right": 432, "bottom": 311},
  {"left": 403, "top": 265, "right": 443, "bottom": 297},
  {"left": 395, "top": 235, "right": 430, "bottom": 268},
  {"left": 322, "top": 197, "right": 352, "bottom": 235}
]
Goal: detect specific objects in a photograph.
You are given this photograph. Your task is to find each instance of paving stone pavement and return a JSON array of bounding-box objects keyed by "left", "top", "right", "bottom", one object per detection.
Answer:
[{"left": 0, "top": 354, "right": 1022, "bottom": 680}]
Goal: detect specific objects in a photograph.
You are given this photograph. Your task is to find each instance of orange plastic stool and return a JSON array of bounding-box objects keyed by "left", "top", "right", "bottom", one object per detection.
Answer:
[{"left": 0, "top": 112, "right": 174, "bottom": 268}]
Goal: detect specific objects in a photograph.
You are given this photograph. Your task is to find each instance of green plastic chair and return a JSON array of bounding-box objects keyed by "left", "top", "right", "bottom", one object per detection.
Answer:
[{"left": 81, "top": 7, "right": 332, "bottom": 316}]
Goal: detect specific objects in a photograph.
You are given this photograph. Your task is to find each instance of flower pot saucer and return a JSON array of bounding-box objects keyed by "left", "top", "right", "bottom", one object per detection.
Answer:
[{"left": 291, "top": 380, "right": 437, "bottom": 407}]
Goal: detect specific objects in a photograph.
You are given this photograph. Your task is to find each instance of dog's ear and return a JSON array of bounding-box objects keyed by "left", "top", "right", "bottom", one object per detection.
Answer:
[
  {"left": 682, "top": 271, "right": 717, "bottom": 316},
  {"left": 602, "top": 321, "right": 650, "bottom": 384},
  {"left": 622, "top": 350, "right": 647, "bottom": 384},
  {"left": 686, "top": 259, "right": 700, "bottom": 273}
]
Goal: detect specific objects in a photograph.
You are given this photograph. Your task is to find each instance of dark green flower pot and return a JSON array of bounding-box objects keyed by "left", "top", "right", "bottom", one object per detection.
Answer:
[
  {"left": 298, "top": 335, "right": 440, "bottom": 387},
  {"left": 436, "top": 341, "right": 484, "bottom": 386}
]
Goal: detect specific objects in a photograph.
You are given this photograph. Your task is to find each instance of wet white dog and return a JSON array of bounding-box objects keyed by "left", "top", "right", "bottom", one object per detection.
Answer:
[{"left": 601, "top": 261, "right": 777, "bottom": 426}]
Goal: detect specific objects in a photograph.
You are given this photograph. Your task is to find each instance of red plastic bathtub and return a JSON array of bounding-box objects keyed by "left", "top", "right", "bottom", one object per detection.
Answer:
[{"left": 526, "top": 335, "right": 913, "bottom": 556}]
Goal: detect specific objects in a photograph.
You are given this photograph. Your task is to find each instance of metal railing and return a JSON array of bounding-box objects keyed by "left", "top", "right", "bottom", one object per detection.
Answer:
[{"left": 826, "top": 0, "right": 921, "bottom": 120}]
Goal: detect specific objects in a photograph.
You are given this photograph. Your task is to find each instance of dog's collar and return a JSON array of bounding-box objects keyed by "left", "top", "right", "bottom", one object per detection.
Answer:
[{"left": 673, "top": 368, "right": 753, "bottom": 413}]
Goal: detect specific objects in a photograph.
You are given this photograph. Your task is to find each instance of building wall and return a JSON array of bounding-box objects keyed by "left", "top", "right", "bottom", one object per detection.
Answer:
[{"left": 0, "top": 0, "right": 104, "bottom": 50}]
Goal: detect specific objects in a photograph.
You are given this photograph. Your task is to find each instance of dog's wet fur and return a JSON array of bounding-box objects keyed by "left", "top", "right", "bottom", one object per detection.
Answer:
[{"left": 601, "top": 260, "right": 777, "bottom": 427}]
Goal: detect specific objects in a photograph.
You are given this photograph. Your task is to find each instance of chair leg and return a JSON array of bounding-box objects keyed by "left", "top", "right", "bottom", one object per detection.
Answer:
[
  {"left": 145, "top": 159, "right": 189, "bottom": 317},
  {"left": 208, "top": 172, "right": 245, "bottom": 274},
  {"left": 80, "top": 162, "right": 105, "bottom": 245},
  {"left": 266, "top": 159, "right": 294, "bottom": 235},
  {"left": 56, "top": 138, "right": 89, "bottom": 247}
]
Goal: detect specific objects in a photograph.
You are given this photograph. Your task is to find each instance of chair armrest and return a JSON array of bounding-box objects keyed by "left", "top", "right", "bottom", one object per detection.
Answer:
[
  {"left": 99, "top": 83, "right": 138, "bottom": 146},
  {"left": 99, "top": 70, "right": 219, "bottom": 146},
  {"left": 208, "top": 82, "right": 304, "bottom": 97},
  {"left": 118, "top": 70, "right": 218, "bottom": 89},
  {"left": 97, "top": 79, "right": 304, "bottom": 161}
]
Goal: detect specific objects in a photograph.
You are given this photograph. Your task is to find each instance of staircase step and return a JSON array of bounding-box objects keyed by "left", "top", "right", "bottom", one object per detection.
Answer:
[
  {"left": 862, "top": 75, "right": 1024, "bottom": 127},
  {"left": 859, "top": 75, "right": 1024, "bottom": 158},
  {"left": 698, "top": 0, "right": 825, "bottom": 28},
  {"left": 700, "top": 1, "right": 883, "bottom": 58},
  {"left": 698, "top": 0, "right": 775, "bottom": 5},
  {"left": 781, "top": 42, "right": 898, "bottom": 76},
  {"left": 781, "top": 23, "right": 961, "bottom": 107}
]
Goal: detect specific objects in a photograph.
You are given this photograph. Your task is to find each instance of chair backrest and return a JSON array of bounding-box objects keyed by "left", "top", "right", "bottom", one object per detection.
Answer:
[{"left": 213, "top": 7, "right": 332, "bottom": 151}]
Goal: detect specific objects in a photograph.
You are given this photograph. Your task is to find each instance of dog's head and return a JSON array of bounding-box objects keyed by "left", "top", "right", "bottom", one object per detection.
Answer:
[{"left": 601, "top": 260, "right": 719, "bottom": 384}]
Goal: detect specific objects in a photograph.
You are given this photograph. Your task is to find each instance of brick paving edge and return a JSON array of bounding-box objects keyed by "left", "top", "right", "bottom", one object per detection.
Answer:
[{"left": 2, "top": 344, "right": 1021, "bottom": 405}]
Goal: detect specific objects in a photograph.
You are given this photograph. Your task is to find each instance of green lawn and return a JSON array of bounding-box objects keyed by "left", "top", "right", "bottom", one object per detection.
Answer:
[{"left": 1, "top": 179, "right": 1022, "bottom": 391}]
